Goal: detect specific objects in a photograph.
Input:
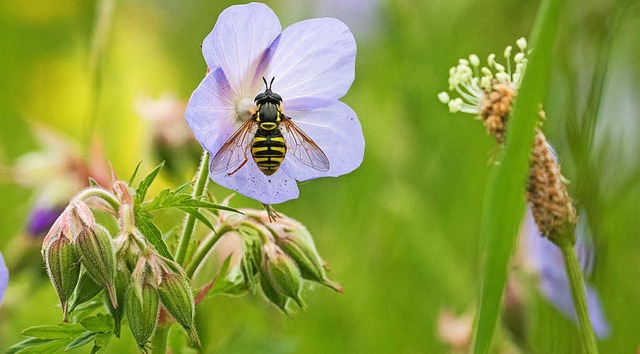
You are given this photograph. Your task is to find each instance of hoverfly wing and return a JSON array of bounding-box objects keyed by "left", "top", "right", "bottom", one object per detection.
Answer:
[
  {"left": 280, "top": 116, "right": 330, "bottom": 172},
  {"left": 210, "top": 120, "right": 257, "bottom": 175}
]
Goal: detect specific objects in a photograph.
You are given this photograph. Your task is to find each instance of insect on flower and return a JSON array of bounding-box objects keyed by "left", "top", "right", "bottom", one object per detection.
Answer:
[
  {"left": 211, "top": 77, "right": 329, "bottom": 177},
  {"left": 186, "top": 2, "right": 364, "bottom": 204}
]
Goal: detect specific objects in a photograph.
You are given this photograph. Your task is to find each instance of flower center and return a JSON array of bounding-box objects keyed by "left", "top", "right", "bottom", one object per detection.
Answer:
[{"left": 235, "top": 97, "right": 255, "bottom": 123}]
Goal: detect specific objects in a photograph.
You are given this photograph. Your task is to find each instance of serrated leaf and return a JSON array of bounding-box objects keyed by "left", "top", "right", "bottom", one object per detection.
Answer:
[
  {"left": 65, "top": 331, "right": 95, "bottom": 351},
  {"left": 472, "top": 0, "right": 563, "bottom": 353},
  {"left": 142, "top": 188, "right": 239, "bottom": 214},
  {"left": 135, "top": 162, "right": 165, "bottom": 205},
  {"left": 136, "top": 213, "right": 173, "bottom": 260},
  {"left": 94, "top": 332, "right": 112, "bottom": 348},
  {"left": 80, "top": 314, "right": 113, "bottom": 333},
  {"left": 128, "top": 161, "right": 143, "bottom": 186},
  {"left": 20, "top": 324, "right": 85, "bottom": 339}
]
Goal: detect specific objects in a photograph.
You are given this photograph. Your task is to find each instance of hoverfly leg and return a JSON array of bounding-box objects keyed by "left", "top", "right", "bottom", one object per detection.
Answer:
[
  {"left": 226, "top": 156, "right": 248, "bottom": 177},
  {"left": 262, "top": 203, "right": 280, "bottom": 223}
]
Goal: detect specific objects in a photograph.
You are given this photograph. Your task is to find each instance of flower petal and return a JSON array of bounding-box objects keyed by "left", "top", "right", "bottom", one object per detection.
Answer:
[
  {"left": 280, "top": 101, "right": 364, "bottom": 181},
  {"left": 0, "top": 252, "right": 8, "bottom": 304},
  {"left": 210, "top": 159, "right": 299, "bottom": 205},
  {"left": 202, "top": 3, "right": 282, "bottom": 97},
  {"left": 185, "top": 67, "right": 237, "bottom": 155},
  {"left": 263, "top": 18, "right": 356, "bottom": 111}
]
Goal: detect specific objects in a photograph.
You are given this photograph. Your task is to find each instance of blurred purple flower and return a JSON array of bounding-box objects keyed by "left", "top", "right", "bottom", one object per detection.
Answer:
[
  {"left": 0, "top": 252, "right": 8, "bottom": 304},
  {"left": 186, "top": 2, "right": 364, "bottom": 204},
  {"left": 522, "top": 207, "right": 611, "bottom": 338},
  {"left": 26, "top": 205, "right": 65, "bottom": 237}
]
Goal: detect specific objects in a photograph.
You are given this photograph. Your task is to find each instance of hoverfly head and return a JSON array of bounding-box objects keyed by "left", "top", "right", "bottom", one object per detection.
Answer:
[{"left": 255, "top": 77, "right": 282, "bottom": 105}]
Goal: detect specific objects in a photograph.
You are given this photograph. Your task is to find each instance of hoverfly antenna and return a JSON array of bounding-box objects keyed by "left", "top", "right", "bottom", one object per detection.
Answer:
[{"left": 261, "top": 77, "right": 276, "bottom": 91}]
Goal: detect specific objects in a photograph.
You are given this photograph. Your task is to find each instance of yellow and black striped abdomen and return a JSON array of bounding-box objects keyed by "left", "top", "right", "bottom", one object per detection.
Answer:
[{"left": 251, "top": 129, "right": 287, "bottom": 176}]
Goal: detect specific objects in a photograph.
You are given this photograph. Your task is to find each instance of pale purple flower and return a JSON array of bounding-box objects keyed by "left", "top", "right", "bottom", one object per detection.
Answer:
[
  {"left": 185, "top": 2, "right": 364, "bottom": 204},
  {"left": 521, "top": 207, "right": 611, "bottom": 338},
  {"left": 0, "top": 252, "right": 8, "bottom": 304}
]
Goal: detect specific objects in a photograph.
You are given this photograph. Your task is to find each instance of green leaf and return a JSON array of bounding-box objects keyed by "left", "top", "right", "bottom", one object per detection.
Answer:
[
  {"left": 7, "top": 338, "right": 53, "bottom": 354},
  {"left": 168, "top": 325, "right": 199, "bottom": 354},
  {"left": 178, "top": 208, "right": 216, "bottom": 232},
  {"left": 472, "top": 0, "right": 564, "bottom": 353},
  {"left": 142, "top": 188, "right": 239, "bottom": 214},
  {"left": 10, "top": 338, "right": 70, "bottom": 354},
  {"left": 65, "top": 331, "right": 95, "bottom": 351},
  {"left": 128, "top": 161, "right": 143, "bottom": 186},
  {"left": 136, "top": 212, "right": 173, "bottom": 260},
  {"left": 80, "top": 314, "right": 113, "bottom": 333},
  {"left": 91, "top": 332, "right": 113, "bottom": 353},
  {"left": 20, "top": 324, "right": 85, "bottom": 339},
  {"left": 135, "top": 162, "right": 165, "bottom": 205}
]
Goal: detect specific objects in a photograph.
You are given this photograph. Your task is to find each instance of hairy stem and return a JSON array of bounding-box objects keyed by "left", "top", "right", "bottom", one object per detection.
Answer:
[
  {"left": 175, "top": 150, "right": 210, "bottom": 265},
  {"left": 74, "top": 187, "right": 120, "bottom": 211},
  {"left": 185, "top": 225, "right": 232, "bottom": 278}
]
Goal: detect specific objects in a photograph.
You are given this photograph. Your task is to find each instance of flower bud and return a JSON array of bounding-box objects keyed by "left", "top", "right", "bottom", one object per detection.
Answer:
[
  {"left": 158, "top": 271, "right": 200, "bottom": 347},
  {"left": 74, "top": 224, "right": 117, "bottom": 308},
  {"left": 275, "top": 228, "right": 343, "bottom": 293},
  {"left": 44, "top": 235, "right": 80, "bottom": 321},
  {"left": 125, "top": 283, "right": 159, "bottom": 348},
  {"left": 261, "top": 243, "right": 305, "bottom": 310},
  {"left": 259, "top": 272, "right": 290, "bottom": 315},
  {"left": 68, "top": 270, "right": 103, "bottom": 314}
]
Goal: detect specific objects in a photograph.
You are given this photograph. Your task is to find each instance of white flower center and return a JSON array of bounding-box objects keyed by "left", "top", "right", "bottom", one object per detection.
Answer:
[{"left": 235, "top": 97, "right": 255, "bottom": 123}]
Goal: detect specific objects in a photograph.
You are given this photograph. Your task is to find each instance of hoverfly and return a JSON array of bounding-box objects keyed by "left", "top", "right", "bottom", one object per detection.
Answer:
[{"left": 211, "top": 77, "right": 330, "bottom": 176}]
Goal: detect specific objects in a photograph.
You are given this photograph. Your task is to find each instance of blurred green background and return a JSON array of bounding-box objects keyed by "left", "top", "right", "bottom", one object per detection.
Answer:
[{"left": 1, "top": 0, "right": 639, "bottom": 353}]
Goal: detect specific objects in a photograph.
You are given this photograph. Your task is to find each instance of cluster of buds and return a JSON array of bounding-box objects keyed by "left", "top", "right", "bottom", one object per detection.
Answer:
[
  {"left": 41, "top": 180, "right": 199, "bottom": 350},
  {"left": 437, "top": 38, "right": 577, "bottom": 243},
  {"left": 199, "top": 208, "right": 342, "bottom": 315}
]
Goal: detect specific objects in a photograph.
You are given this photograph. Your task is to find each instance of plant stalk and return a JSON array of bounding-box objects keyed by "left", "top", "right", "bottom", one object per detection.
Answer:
[
  {"left": 558, "top": 238, "right": 600, "bottom": 354},
  {"left": 175, "top": 150, "right": 210, "bottom": 265}
]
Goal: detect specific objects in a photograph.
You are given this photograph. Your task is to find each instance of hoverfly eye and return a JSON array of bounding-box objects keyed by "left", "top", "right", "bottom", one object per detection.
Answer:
[
  {"left": 255, "top": 92, "right": 266, "bottom": 102},
  {"left": 272, "top": 93, "right": 282, "bottom": 102}
]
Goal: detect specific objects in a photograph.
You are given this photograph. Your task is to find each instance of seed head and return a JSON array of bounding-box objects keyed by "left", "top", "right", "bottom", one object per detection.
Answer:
[{"left": 527, "top": 129, "right": 577, "bottom": 244}]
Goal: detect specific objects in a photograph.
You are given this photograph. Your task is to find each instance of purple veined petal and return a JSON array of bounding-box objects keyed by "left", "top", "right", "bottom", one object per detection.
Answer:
[
  {"left": 280, "top": 101, "right": 364, "bottom": 181},
  {"left": 202, "top": 2, "right": 282, "bottom": 97},
  {"left": 0, "top": 252, "right": 8, "bottom": 304},
  {"left": 263, "top": 18, "right": 356, "bottom": 111},
  {"left": 210, "top": 158, "right": 299, "bottom": 204},
  {"left": 185, "top": 67, "right": 238, "bottom": 155}
]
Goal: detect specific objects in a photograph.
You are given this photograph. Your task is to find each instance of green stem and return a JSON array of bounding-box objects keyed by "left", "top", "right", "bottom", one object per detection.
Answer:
[
  {"left": 558, "top": 238, "right": 600, "bottom": 354},
  {"left": 175, "top": 150, "right": 210, "bottom": 265},
  {"left": 185, "top": 225, "right": 232, "bottom": 278},
  {"left": 74, "top": 187, "right": 120, "bottom": 211},
  {"left": 151, "top": 324, "right": 171, "bottom": 354}
]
